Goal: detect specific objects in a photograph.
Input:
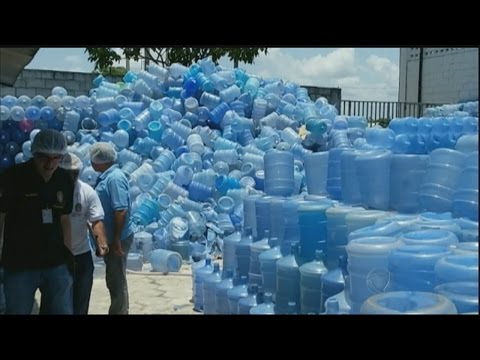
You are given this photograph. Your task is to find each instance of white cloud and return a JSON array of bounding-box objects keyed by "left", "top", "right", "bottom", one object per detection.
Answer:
[
  {"left": 336, "top": 76, "right": 361, "bottom": 88},
  {"left": 328, "top": 54, "right": 399, "bottom": 101},
  {"left": 237, "top": 48, "right": 357, "bottom": 87},
  {"left": 366, "top": 55, "right": 399, "bottom": 85},
  {"left": 366, "top": 55, "right": 398, "bottom": 73},
  {"left": 300, "top": 48, "right": 356, "bottom": 79},
  {"left": 342, "top": 83, "right": 399, "bottom": 102},
  {"left": 343, "top": 55, "right": 400, "bottom": 101},
  {"left": 229, "top": 48, "right": 399, "bottom": 101}
]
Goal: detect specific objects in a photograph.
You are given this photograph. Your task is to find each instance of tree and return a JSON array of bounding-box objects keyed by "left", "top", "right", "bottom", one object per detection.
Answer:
[
  {"left": 376, "top": 118, "right": 390, "bottom": 128},
  {"left": 85, "top": 47, "right": 268, "bottom": 71}
]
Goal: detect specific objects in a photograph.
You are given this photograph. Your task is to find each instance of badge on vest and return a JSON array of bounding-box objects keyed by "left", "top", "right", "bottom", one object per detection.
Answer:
[
  {"left": 53, "top": 191, "right": 65, "bottom": 210},
  {"left": 57, "top": 191, "right": 64, "bottom": 204}
]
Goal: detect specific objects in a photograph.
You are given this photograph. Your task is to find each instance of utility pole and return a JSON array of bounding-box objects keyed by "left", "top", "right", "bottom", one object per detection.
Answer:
[
  {"left": 144, "top": 48, "right": 150, "bottom": 70},
  {"left": 417, "top": 47, "right": 424, "bottom": 117}
]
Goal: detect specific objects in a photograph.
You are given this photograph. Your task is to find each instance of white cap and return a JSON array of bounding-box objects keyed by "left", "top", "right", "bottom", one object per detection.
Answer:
[
  {"left": 59, "top": 152, "right": 83, "bottom": 171},
  {"left": 89, "top": 142, "right": 117, "bottom": 164},
  {"left": 31, "top": 129, "right": 67, "bottom": 156}
]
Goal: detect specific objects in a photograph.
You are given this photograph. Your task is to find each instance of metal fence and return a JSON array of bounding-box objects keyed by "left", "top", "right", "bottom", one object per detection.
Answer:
[{"left": 340, "top": 100, "right": 442, "bottom": 126}]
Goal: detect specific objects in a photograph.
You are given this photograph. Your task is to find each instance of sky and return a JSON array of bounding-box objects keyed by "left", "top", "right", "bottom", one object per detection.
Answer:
[{"left": 26, "top": 47, "right": 400, "bottom": 101}]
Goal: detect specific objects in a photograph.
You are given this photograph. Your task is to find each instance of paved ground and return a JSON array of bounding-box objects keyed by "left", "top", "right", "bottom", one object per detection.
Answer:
[
  {"left": 32, "top": 261, "right": 198, "bottom": 315},
  {"left": 89, "top": 262, "right": 197, "bottom": 315}
]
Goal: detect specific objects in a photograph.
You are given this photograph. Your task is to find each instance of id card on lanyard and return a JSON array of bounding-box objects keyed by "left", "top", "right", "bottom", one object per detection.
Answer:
[
  {"left": 40, "top": 184, "right": 54, "bottom": 224},
  {"left": 42, "top": 207, "right": 53, "bottom": 224}
]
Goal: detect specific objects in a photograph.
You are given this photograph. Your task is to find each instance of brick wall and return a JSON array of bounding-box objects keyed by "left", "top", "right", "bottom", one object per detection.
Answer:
[{"left": 0, "top": 69, "right": 123, "bottom": 98}]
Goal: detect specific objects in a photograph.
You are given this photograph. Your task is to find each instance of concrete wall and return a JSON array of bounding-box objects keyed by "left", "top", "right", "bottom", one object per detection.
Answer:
[
  {"left": 303, "top": 86, "right": 342, "bottom": 112},
  {"left": 399, "top": 48, "right": 478, "bottom": 104},
  {"left": 0, "top": 69, "right": 123, "bottom": 98}
]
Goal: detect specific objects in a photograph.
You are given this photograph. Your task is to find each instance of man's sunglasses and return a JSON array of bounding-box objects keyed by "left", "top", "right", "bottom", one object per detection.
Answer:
[{"left": 35, "top": 153, "right": 64, "bottom": 162}]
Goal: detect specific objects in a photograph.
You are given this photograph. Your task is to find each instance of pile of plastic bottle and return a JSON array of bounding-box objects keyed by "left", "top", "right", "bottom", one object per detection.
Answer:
[
  {"left": 1, "top": 57, "right": 478, "bottom": 315},
  {"left": 424, "top": 101, "right": 478, "bottom": 118}
]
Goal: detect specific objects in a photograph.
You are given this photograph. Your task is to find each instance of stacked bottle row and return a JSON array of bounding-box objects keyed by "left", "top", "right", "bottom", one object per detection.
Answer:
[
  {"left": 241, "top": 193, "right": 477, "bottom": 271},
  {"left": 384, "top": 116, "right": 478, "bottom": 154},
  {"left": 419, "top": 149, "right": 477, "bottom": 220},
  {"left": 242, "top": 194, "right": 338, "bottom": 261},
  {"left": 335, "top": 210, "right": 477, "bottom": 314},
  {"left": 197, "top": 231, "right": 476, "bottom": 315},
  {"left": 323, "top": 147, "right": 478, "bottom": 219},
  {"left": 194, "top": 242, "right": 348, "bottom": 315},
  {"left": 424, "top": 101, "right": 478, "bottom": 118},
  {"left": 357, "top": 251, "right": 477, "bottom": 313},
  {"left": 208, "top": 196, "right": 478, "bottom": 314}
]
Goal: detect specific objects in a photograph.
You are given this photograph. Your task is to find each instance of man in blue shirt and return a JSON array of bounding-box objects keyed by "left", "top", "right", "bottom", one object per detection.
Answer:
[{"left": 89, "top": 142, "right": 134, "bottom": 315}]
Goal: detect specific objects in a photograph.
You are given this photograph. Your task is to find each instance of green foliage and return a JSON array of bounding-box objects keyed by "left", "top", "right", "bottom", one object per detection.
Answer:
[
  {"left": 377, "top": 118, "right": 390, "bottom": 128},
  {"left": 86, "top": 48, "right": 122, "bottom": 71},
  {"left": 85, "top": 47, "right": 269, "bottom": 71}
]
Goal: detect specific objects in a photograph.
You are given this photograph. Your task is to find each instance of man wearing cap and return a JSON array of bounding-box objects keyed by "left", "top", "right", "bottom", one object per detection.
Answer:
[
  {"left": 0, "top": 129, "right": 74, "bottom": 314},
  {"left": 58, "top": 152, "right": 108, "bottom": 315},
  {"left": 89, "top": 142, "right": 134, "bottom": 315}
]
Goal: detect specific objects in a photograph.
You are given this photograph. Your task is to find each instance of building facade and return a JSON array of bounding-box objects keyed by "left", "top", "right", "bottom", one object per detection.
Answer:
[{"left": 399, "top": 47, "right": 478, "bottom": 105}]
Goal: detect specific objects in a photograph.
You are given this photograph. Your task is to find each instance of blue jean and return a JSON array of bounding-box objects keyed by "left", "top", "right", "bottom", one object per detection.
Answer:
[
  {"left": 73, "top": 251, "right": 94, "bottom": 315},
  {"left": 0, "top": 284, "right": 5, "bottom": 315},
  {"left": 104, "top": 235, "right": 133, "bottom": 315},
  {"left": 4, "top": 264, "right": 73, "bottom": 315},
  {"left": 0, "top": 268, "right": 5, "bottom": 315},
  {"left": 39, "top": 253, "right": 92, "bottom": 315}
]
